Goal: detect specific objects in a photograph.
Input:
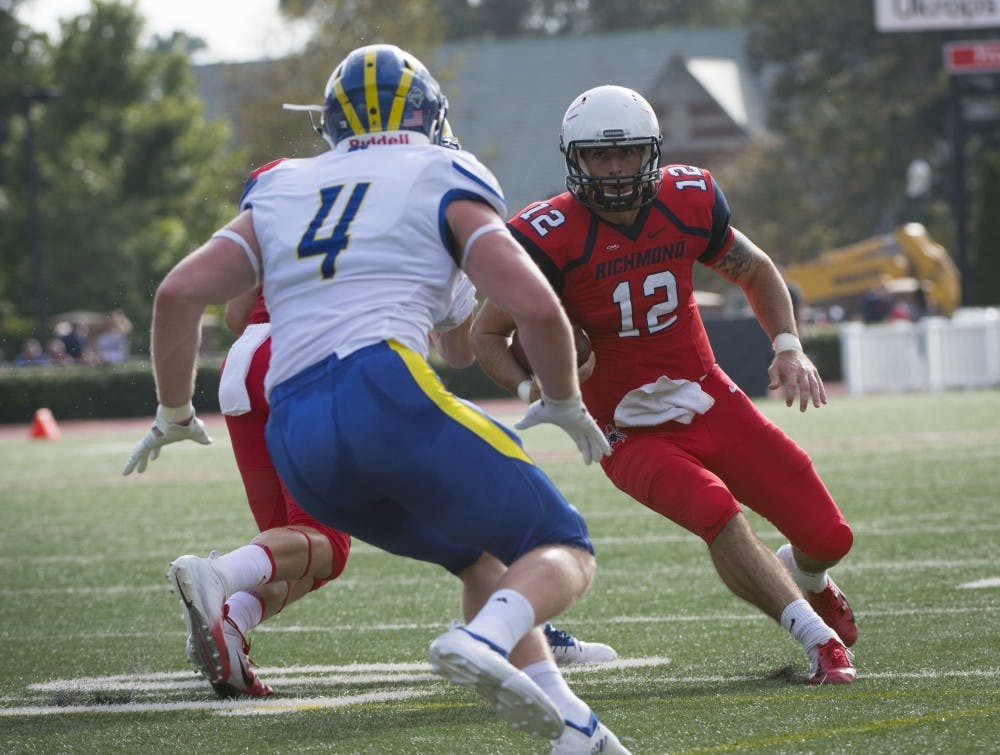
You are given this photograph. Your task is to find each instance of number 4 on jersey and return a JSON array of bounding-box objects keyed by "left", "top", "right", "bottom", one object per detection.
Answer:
[{"left": 298, "top": 182, "right": 370, "bottom": 278}]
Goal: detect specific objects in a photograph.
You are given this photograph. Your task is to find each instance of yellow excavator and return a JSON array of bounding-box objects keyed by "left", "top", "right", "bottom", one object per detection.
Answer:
[{"left": 782, "top": 223, "right": 961, "bottom": 318}]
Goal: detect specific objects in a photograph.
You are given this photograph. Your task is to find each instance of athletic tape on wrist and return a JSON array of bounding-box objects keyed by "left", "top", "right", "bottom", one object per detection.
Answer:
[
  {"left": 517, "top": 379, "right": 533, "bottom": 404},
  {"left": 772, "top": 333, "right": 803, "bottom": 353},
  {"left": 540, "top": 393, "right": 583, "bottom": 409},
  {"left": 159, "top": 401, "right": 194, "bottom": 424}
]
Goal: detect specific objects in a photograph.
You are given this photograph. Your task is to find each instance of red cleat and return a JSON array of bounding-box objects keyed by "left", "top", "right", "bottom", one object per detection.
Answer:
[
  {"left": 809, "top": 638, "right": 856, "bottom": 685},
  {"left": 808, "top": 577, "right": 858, "bottom": 647}
]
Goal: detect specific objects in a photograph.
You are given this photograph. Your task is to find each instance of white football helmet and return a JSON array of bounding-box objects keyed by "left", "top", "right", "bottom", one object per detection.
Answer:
[{"left": 560, "top": 85, "right": 662, "bottom": 212}]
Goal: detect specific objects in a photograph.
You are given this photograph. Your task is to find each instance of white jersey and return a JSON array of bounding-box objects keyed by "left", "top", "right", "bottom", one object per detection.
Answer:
[{"left": 240, "top": 133, "right": 505, "bottom": 394}]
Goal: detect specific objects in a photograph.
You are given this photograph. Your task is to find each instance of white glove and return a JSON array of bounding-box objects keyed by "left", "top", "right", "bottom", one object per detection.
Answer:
[
  {"left": 122, "top": 404, "right": 213, "bottom": 475},
  {"left": 515, "top": 394, "right": 611, "bottom": 465}
]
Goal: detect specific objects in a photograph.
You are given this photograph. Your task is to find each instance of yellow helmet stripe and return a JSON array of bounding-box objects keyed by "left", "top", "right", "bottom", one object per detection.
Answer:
[
  {"left": 332, "top": 78, "right": 365, "bottom": 136},
  {"left": 363, "top": 48, "right": 381, "bottom": 132},
  {"left": 386, "top": 66, "right": 414, "bottom": 131}
]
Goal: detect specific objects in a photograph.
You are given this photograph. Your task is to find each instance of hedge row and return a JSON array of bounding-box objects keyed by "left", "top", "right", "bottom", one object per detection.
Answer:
[
  {"left": 0, "top": 331, "right": 841, "bottom": 424},
  {"left": 0, "top": 358, "right": 510, "bottom": 424}
]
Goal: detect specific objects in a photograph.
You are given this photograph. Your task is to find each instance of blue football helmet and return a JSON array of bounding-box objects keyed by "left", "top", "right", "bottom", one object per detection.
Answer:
[{"left": 320, "top": 44, "right": 448, "bottom": 147}]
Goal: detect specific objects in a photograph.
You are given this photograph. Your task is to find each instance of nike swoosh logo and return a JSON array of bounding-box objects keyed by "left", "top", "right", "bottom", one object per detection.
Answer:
[
  {"left": 238, "top": 655, "right": 255, "bottom": 687},
  {"left": 174, "top": 575, "right": 195, "bottom": 611},
  {"left": 647, "top": 227, "right": 665, "bottom": 239}
]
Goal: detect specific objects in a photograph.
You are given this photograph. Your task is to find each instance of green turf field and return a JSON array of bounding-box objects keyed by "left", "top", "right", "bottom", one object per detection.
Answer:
[{"left": 2, "top": 391, "right": 998, "bottom": 754}]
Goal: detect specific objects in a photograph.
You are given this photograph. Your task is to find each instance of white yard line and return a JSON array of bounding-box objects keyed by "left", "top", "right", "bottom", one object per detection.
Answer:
[{"left": 4, "top": 657, "right": 998, "bottom": 718}]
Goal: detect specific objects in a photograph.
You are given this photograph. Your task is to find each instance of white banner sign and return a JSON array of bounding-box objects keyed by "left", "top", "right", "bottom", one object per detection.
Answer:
[{"left": 875, "top": 0, "right": 1000, "bottom": 31}]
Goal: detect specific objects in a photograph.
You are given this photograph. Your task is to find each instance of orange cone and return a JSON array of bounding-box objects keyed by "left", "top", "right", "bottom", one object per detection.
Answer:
[{"left": 30, "top": 408, "right": 62, "bottom": 440}]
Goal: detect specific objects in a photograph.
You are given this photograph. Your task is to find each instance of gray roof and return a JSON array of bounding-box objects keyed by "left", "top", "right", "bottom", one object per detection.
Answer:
[
  {"left": 433, "top": 27, "right": 766, "bottom": 213},
  {"left": 193, "top": 28, "right": 766, "bottom": 215}
]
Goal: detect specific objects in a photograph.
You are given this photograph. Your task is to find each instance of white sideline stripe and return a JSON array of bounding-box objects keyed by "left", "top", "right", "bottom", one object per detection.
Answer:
[
  {"left": 3, "top": 604, "right": 996, "bottom": 644},
  {"left": 26, "top": 657, "right": 672, "bottom": 694},
  {"left": 1, "top": 689, "right": 435, "bottom": 718},
  {"left": 6, "top": 662, "right": 1000, "bottom": 719},
  {"left": 959, "top": 577, "right": 1000, "bottom": 589},
  {"left": 4, "top": 522, "right": 1000, "bottom": 566},
  {"left": 3, "top": 558, "right": 998, "bottom": 598},
  {"left": 251, "top": 604, "right": 1000, "bottom": 632}
]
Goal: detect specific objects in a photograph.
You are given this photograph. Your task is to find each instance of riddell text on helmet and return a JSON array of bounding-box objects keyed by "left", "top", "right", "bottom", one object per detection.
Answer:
[{"left": 348, "top": 133, "right": 413, "bottom": 150}]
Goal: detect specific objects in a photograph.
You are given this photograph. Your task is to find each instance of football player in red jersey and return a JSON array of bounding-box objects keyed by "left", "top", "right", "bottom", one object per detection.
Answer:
[{"left": 472, "top": 85, "right": 858, "bottom": 685}]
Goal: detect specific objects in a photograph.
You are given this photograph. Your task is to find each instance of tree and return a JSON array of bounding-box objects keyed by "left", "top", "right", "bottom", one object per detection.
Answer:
[
  {"left": 216, "top": 0, "right": 447, "bottom": 169},
  {"left": 0, "top": 1, "right": 243, "bottom": 352},
  {"left": 430, "top": 0, "right": 747, "bottom": 38},
  {"left": 0, "top": 5, "right": 51, "bottom": 346},
  {"left": 725, "top": 0, "right": 1000, "bottom": 272}
]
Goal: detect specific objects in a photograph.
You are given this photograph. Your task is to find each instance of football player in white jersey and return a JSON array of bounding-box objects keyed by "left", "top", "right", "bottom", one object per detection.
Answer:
[{"left": 123, "top": 44, "right": 627, "bottom": 753}]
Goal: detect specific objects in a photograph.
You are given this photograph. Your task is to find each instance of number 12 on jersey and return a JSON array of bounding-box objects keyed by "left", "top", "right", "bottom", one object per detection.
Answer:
[{"left": 613, "top": 270, "right": 679, "bottom": 337}]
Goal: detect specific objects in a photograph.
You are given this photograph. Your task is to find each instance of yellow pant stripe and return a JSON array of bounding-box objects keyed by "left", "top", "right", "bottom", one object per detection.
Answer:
[{"left": 388, "top": 341, "right": 531, "bottom": 463}]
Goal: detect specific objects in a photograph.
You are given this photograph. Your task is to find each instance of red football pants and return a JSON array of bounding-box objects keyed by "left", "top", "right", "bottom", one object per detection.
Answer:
[
  {"left": 600, "top": 364, "right": 852, "bottom": 561},
  {"left": 223, "top": 337, "right": 351, "bottom": 584}
]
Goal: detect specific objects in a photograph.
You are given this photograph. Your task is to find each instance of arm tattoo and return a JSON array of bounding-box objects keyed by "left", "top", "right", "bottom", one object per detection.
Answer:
[{"left": 712, "top": 231, "right": 759, "bottom": 283}]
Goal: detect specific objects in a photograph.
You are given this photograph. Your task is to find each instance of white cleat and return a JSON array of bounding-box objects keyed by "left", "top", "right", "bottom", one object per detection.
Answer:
[
  {"left": 167, "top": 553, "right": 230, "bottom": 684},
  {"left": 544, "top": 622, "right": 619, "bottom": 666},
  {"left": 550, "top": 711, "right": 632, "bottom": 754},
  {"left": 429, "top": 626, "right": 564, "bottom": 739}
]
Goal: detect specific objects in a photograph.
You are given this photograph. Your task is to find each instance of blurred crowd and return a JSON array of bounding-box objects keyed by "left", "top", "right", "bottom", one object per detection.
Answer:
[{"left": 7, "top": 309, "right": 133, "bottom": 367}]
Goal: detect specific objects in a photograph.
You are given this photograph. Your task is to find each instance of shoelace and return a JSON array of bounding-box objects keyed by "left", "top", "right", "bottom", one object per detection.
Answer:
[
  {"left": 819, "top": 639, "right": 850, "bottom": 667},
  {"left": 543, "top": 623, "right": 578, "bottom": 649}
]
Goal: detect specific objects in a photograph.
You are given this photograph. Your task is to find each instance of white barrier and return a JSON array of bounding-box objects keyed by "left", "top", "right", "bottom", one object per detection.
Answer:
[{"left": 839, "top": 308, "right": 1000, "bottom": 394}]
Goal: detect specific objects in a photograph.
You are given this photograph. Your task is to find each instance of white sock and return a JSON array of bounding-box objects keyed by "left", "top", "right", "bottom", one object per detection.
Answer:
[
  {"left": 214, "top": 544, "right": 273, "bottom": 594},
  {"left": 795, "top": 566, "right": 830, "bottom": 595},
  {"left": 781, "top": 598, "right": 837, "bottom": 650},
  {"left": 522, "top": 659, "right": 591, "bottom": 728},
  {"left": 464, "top": 589, "right": 535, "bottom": 655},
  {"left": 225, "top": 590, "right": 264, "bottom": 635},
  {"left": 779, "top": 544, "right": 829, "bottom": 593}
]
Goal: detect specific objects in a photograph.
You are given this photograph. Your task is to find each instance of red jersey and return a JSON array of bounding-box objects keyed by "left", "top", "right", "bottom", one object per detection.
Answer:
[
  {"left": 507, "top": 164, "right": 735, "bottom": 427},
  {"left": 247, "top": 290, "right": 270, "bottom": 325}
]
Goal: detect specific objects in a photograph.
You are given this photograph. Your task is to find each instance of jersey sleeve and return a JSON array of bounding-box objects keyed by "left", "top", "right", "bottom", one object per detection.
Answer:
[
  {"left": 508, "top": 221, "right": 565, "bottom": 295},
  {"left": 238, "top": 158, "right": 288, "bottom": 211},
  {"left": 433, "top": 150, "right": 508, "bottom": 266},
  {"left": 697, "top": 174, "right": 735, "bottom": 266}
]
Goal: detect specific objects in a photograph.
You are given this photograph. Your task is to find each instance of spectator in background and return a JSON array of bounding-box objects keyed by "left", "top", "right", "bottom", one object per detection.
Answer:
[
  {"left": 14, "top": 339, "right": 51, "bottom": 367},
  {"left": 57, "top": 320, "right": 91, "bottom": 361},
  {"left": 45, "top": 338, "right": 74, "bottom": 366},
  {"left": 860, "top": 278, "right": 894, "bottom": 323},
  {"left": 95, "top": 309, "right": 133, "bottom": 364}
]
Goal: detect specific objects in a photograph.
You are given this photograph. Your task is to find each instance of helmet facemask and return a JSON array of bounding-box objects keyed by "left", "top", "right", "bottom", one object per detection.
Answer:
[
  {"left": 559, "top": 85, "right": 663, "bottom": 213},
  {"left": 564, "top": 137, "right": 661, "bottom": 212}
]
